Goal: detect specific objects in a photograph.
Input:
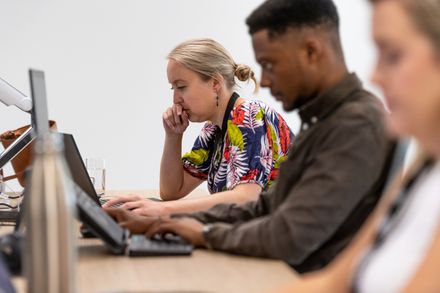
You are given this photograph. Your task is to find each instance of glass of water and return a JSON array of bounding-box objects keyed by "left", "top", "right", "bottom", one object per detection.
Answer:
[{"left": 85, "top": 158, "right": 106, "bottom": 196}]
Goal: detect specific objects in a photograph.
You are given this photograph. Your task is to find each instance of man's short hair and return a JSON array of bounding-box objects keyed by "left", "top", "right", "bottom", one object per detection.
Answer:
[{"left": 246, "top": 0, "right": 340, "bottom": 35}]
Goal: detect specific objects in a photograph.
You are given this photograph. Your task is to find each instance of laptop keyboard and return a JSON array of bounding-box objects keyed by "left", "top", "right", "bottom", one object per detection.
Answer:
[
  {"left": 128, "top": 234, "right": 193, "bottom": 256},
  {"left": 98, "top": 197, "right": 123, "bottom": 208}
]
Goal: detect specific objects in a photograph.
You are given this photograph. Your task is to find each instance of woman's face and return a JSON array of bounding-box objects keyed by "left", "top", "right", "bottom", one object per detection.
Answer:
[
  {"left": 167, "top": 59, "right": 217, "bottom": 123},
  {"left": 372, "top": 0, "right": 440, "bottom": 155}
]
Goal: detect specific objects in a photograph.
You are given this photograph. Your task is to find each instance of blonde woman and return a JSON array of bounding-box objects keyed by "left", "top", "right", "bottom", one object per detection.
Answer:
[
  {"left": 273, "top": 0, "right": 440, "bottom": 292},
  {"left": 104, "top": 39, "right": 293, "bottom": 216}
]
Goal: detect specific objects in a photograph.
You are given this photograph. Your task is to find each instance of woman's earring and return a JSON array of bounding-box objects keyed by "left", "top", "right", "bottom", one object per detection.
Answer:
[{"left": 216, "top": 95, "right": 219, "bottom": 107}]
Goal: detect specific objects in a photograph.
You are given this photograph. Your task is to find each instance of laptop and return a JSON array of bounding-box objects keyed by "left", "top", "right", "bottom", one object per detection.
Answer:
[
  {"left": 62, "top": 133, "right": 103, "bottom": 206},
  {"left": 61, "top": 133, "right": 193, "bottom": 256},
  {"left": 75, "top": 184, "right": 192, "bottom": 256}
]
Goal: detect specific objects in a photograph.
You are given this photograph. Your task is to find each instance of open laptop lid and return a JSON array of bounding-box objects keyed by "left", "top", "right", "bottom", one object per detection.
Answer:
[
  {"left": 74, "top": 184, "right": 127, "bottom": 254},
  {"left": 61, "top": 134, "right": 192, "bottom": 256},
  {"left": 61, "top": 133, "right": 127, "bottom": 253},
  {"left": 62, "top": 133, "right": 101, "bottom": 206}
]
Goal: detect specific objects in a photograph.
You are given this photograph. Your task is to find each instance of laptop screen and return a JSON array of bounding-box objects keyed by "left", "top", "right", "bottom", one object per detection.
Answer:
[{"left": 62, "top": 133, "right": 101, "bottom": 206}]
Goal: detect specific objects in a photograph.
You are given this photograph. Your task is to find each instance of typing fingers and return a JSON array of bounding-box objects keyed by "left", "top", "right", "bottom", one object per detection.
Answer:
[
  {"left": 120, "top": 220, "right": 150, "bottom": 235},
  {"left": 102, "top": 194, "right": 143, "bottom": 208},
  {"left": 121, "top": 201, "right": 144, "bottom": 211},
  {"left": 146, "top": 220, "right": 177, "bottom": 239},
  {"left": 145, "top": 217, "right": 204, "bottom": 246},
  {"left": 102, "top": 197, "right": 127, "bottom": 208},
  {"left": 104, "top": 207, "right": 129, "bottom": 222}
]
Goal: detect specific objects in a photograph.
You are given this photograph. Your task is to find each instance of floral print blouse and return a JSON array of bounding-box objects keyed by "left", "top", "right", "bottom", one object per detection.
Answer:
[{"left": 182, "top": 99, "right": 293, "bottom": 194}]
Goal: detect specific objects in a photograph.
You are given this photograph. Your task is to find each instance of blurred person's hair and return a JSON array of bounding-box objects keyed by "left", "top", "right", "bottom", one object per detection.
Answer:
[{"left": 369, "top": 0, "right": 440, "bottom": 51}]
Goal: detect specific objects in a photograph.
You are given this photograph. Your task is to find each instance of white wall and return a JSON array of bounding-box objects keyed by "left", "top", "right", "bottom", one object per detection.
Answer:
[{"left": 0, "top": 0, "right": 379, "bottom": 191}]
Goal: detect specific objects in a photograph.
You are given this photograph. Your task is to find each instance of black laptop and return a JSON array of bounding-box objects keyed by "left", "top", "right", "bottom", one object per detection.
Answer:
[
  {"left": 62, "top": 133, "right": 193, "bottom": 256},
  {"left": 62, "top": 133, "right": 103, "bottom": 207}
]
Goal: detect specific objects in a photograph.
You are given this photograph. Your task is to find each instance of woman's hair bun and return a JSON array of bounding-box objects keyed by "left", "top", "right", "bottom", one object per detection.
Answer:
[{"left": 234, "top": 64, "right": 255, "bottom": 82}]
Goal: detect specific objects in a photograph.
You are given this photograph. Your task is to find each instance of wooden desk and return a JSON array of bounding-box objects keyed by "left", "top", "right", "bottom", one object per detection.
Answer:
[
  {"left": 78, "top": 238, "right": 296, "bottom": 293},
  {"left": 8, "top": 189, "right": 297, "bottom": 292}
]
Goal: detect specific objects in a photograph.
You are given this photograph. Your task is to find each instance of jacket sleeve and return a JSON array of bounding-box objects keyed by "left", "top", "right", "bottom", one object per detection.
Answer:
[
  {"left": 202, "top": 112, "right": 388, "bottom": 265},
  {"left": 173, "top": 189, "right": 274, "bottom": 224}
]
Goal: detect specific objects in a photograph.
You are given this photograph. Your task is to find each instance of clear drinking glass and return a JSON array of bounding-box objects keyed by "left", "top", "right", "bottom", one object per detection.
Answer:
[{"left": 85, "top": 158, "right": 106, "bottom": 196}]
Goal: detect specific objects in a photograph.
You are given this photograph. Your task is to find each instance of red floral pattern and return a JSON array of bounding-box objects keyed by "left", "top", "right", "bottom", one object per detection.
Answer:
[{"left": 182, "top": 99, "right": 294, "bottom": 194}]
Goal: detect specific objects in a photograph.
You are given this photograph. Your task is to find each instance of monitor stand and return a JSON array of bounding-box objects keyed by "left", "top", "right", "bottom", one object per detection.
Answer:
[
  {"left": 0, "top": 126, "right": 35, "bottom": 170},
  {"left": 0, "top": 126, "right": 35, "bottom": 223}
]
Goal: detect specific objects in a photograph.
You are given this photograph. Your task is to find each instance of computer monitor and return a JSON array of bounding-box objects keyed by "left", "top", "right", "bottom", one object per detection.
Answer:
[{"left": 29, "top": 69, "right": 49, "bottom": 137}]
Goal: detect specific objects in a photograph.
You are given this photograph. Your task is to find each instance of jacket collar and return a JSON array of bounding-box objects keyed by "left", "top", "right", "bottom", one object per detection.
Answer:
[{"left": 298, "top": 73, "right": 362, "bottom": 131}]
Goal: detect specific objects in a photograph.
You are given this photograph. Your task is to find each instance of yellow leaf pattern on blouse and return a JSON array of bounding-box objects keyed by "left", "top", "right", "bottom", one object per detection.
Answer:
[
  {"left": 183, "top": 148, "right": 209, "bottom": 165},
  {"left": 227, "top": 121, "right": 244, "bottom": 150}
]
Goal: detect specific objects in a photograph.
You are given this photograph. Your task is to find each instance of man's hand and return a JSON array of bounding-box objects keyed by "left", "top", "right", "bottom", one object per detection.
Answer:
[
  {"left": 103, "top": 195, "right": 167, "bottom": 217},
  {"left": 104, "top": 207, "right": 161, "bottom": 234},
  {"left": 146, "top": 217, "right": 206, "bottom": 247}
]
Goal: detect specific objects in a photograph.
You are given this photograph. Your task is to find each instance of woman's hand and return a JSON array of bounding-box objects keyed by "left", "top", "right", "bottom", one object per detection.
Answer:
[
  {"left": 103, "top": 195, "right": 168, "bottom": 217},
  {"left": 162, "top": 104, "right": 189, "bottom": 135}
]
